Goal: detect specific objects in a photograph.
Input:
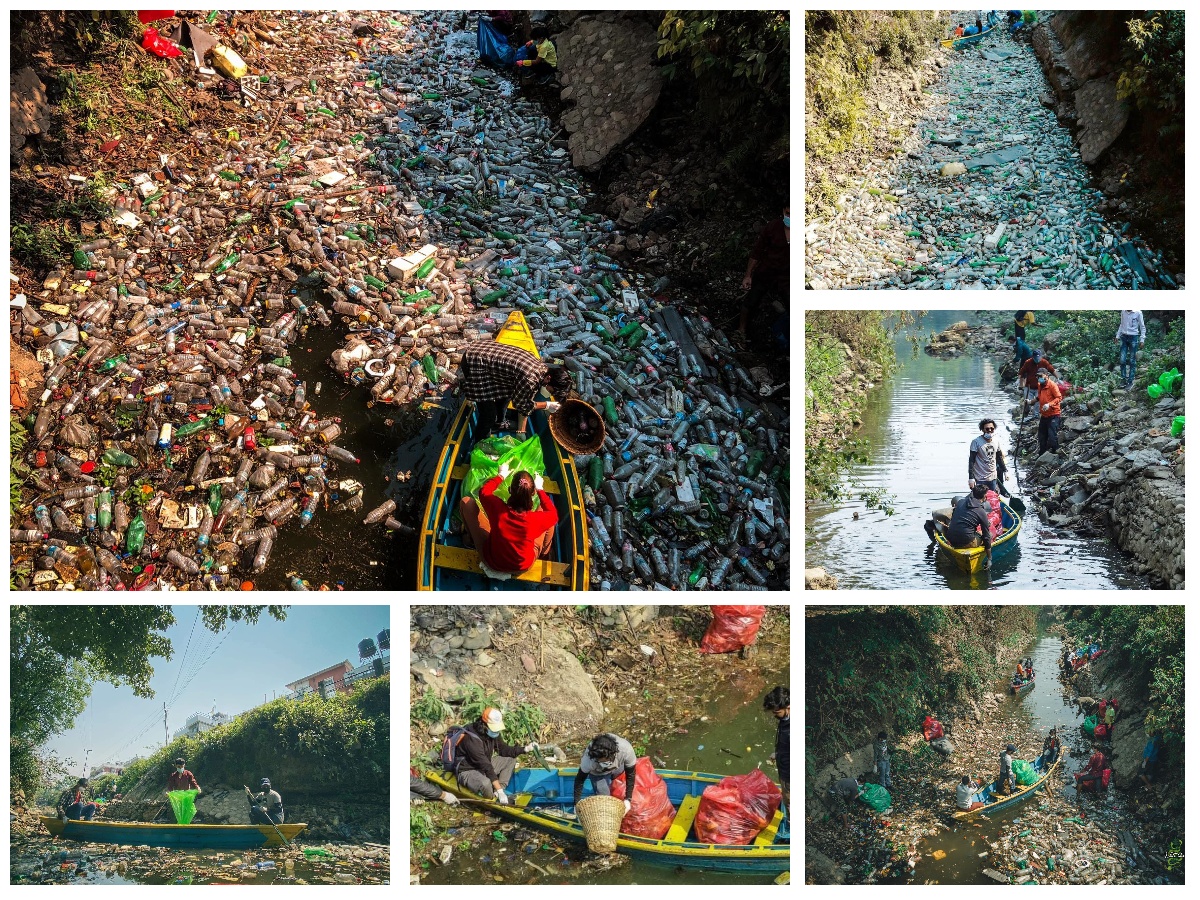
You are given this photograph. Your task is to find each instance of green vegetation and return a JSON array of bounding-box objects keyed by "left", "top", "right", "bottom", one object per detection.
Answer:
[
  {"left": 10, "top": 416, "right": 31, "bottom": 521},
  {"left": 1064, "top": 606, "right": 1184, "bottom": 747},
  {"left": 1117, "top": 11, "right": 1184, "bottom": 117},
  {"left": 449, "top": 683, "right": 501, "bottom": 725},
  {"left": 10, "top": 606, "right": 287, "bottom": 798},
  {"left": 656, "top": 11, "right": 789, "bottom": 177},
  {"left": 806, "top": 606, "right": 1038, "bottom": 777},
  {"left": 805, "top": 311, "right": 923, "bottom": 512},
  {"left": 504, "top": 703, "right": 547, "bottom": 745},
  {"left": 805, "top": 10, "right": 943, "bottom": 213},
  {"left": 115, "top": 675, "right": 388, "bottom": 796},
  {"left": 411, "top": 687, "right": 453, "bottom": 726}
]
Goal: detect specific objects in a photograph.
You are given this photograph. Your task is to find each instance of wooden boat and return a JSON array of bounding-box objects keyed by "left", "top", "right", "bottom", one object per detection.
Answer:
[
  {"left": 423, "top": 767, "right": 789, "bottom": 874},
  {"left": 40, "top": 816, "right": 306, "bottom": 849},
  {"left": 1010, "top": 677, "right": 1035, "bottom": 695},
  {"left": 417, "top": 311, "right": 589, "bottom": 590},
  {"left": 951, "top": 754, "right": 1061, "bottom": 821},
  {"left": 940, "top": 24, "right": 995, "bottom": 50},
  {"left": 933, "top": 500, "right": 1021, "bottom": 574}
]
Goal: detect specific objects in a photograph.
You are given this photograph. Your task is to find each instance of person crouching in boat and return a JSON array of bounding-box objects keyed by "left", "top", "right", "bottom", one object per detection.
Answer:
[
  {"left": 945, "top": 483, "right": 996, "bottom": 569},
  {"left": 998, "top": 744, "right": 1018, "bottom": 795},
  {"left": 453, "top": 708, "right": 539, "bottom": 806},
  {"left": 245, "top": 778, "right": 285, "bottom": 825},
  {"left": 58, "top": 777, "right": 98, "bottom": 822},
  {"left": 167, "top": 756, "right": 202, "bottom": 797},
  {"left": 461, "top": 464, "right": 558, "bottom": 575},
  {"left": 956, "top": 775, "right": 986, "bottom": 811},
  {"left": 458, "top": 338, "right": 572, "bottom": 437},
  {"left": 1043, "top": 728, "right": 1062, "bottom": 765},
  {"left": 954, "top": 22, "right": 965, "bottom": 37},
  {"left": 573, "top": 733, "right": 638, "bottom": 820}
]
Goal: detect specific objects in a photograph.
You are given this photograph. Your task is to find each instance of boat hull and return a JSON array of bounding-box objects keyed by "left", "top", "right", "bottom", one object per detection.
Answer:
[
  {"left": 952, "top": 755, "right": 1060, "bottom": 820},
  {"left": 934, "top": 500, "right": 1021, "bottom": 574},
  {"left": 1010, "top": 678, "right": 1035, "bottom": 694},
  {"left": 39, "top": 816, "right": 306, "bottom": 849},
  {"left": 423, "top": 767, "right": 789, "bottom": 873},
  {"left": 416, "top": 312, "right": 589, "bottom": 591},
  {"left": 940, "top": 25, "right": 995, "bottom": 49}
]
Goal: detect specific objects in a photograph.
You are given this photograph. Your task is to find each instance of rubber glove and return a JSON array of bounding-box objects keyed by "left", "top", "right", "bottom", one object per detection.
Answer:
[
  {"left": 623, "top": 799, "right": 631, "bottom": 815},
  {"left": 534, "top": 474, "right": 544, "bottom": 492},
  {"left": 545, "top": 401, "right": 561, "bottom": 413},
  {"left": 496, "top": 789, "right": 510, "bottom": 806},
  {"left": 498, "top": 462, "right": 511, "bottom": 479},
  {"left": 524, "top": 742, "right": 540, "bottom": 753},
  {"left": 440, "top": 791, "right": 459, "bottom": 806},
  {"left": 873, "top": 764, "right": 879, "bottom": 775},
  {"left": 1041, "top": 403, "right": 1050, "bottom": 412}
]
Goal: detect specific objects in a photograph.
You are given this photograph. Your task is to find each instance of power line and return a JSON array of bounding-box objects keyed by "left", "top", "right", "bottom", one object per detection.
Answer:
[{"left": 169, "top": 608, "right": 200, "bottom": 703}]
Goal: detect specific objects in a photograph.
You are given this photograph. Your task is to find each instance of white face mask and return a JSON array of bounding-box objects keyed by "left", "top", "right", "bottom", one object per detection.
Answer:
[
  {"left": 177, "top": 768, "right": 184, "bottom": 774},
  {"left": 983, "top": 433, "right": 993, "bottom": 442}
]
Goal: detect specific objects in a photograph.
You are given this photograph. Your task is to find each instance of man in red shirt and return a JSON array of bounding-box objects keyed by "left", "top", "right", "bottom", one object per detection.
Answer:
[
  {"left": 167, "top": 757, "right": 202, "bottom": 795},
  {"left": 738, "top": 203, "right": 790, "bottom": 340},
  {"left": 1018, "top": 348, "right": 1056, "bottom": 404},
  {"left": 1076, "top": 750, "right": 1107, "bottom": 791}
]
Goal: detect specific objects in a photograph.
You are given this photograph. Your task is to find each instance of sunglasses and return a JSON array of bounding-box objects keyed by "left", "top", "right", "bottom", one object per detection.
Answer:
[{"left": 983, "top": 428, "right": 995, "bottom": 434}]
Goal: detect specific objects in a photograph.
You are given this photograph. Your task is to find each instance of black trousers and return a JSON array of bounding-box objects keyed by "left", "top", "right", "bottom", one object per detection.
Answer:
[
  {"left": 1038, "top": 415, "right": 1061, "bottom": 454},
  {"left": 473, "top": 398, "right": 506, "bottom": 435},
  {"left": 250, "top": 806, "right": 284, "bottom": 825}
]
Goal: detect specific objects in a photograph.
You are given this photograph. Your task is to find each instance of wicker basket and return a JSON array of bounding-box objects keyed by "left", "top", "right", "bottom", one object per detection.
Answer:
[
  {"left": 549, "top": 398, "right": 606, "bottom": 455},
  {"left": 575, "top": 794, "right": 625, "bottom": 853}
]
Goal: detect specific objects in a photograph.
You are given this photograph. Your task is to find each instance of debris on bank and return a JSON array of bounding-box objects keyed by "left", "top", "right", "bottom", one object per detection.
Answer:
[{"left": 10, "top": 10, "right": 789, "bottom": 591}]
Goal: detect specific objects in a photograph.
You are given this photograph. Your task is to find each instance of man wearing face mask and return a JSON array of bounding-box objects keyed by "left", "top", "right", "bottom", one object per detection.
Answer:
[
  {"left": 738, "top": 202, "right": 790, "bottom": 340},
  {"left": 454, "top": 708, "right": 539, "bottom": 805},
  {"left": 166, "top": 757, "right": 202, "bottom": 796},
  {"left": 573, "top": 732, "right": 638, "bottom": 819},
  {"left": 968, "top": 418, "right": 1007, "bottom": 495},
  {"left": 1036, "top": 371, "right": 1062, "bottom": 455}
]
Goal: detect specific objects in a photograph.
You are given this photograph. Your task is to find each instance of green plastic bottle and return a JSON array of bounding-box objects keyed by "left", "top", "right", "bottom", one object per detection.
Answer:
[
  {"left": 480, "top": 288, "right": 508, "bottom": 305},
  {"left": 405, "top": 289, "right": 433, "bottom": 303},
  {"left": 415, "top": 257, "right": 437, "bottom": 279},
  {"left": 746, "top": 449, "right": 765, "bottom": 479},
  {"left": 364, "top": 274, "right": 387, "bottom": 290},
  {"left": 421, "top": 354, "right": 440, "bottom": 385},
  {"left": 213, "top": 253, "right": 239, "bottom": 275},
  {"left": 208, "top": 484, "right": 223, "bottom": 516},
  {"left": 174, "top": 417, "right": 212, "bottom": 439},
  {"left": 99, "top": 354, "right": 128, "bottom": 374},
  {"left": 492, "top": 229, "right": 517, "bottom": 242},
  {"left": 588, "top": 456, "right": 603, "bottom": 491},
  {"left": 103, "top": 448, "right": 138, "bottom": 467},
  {"left": 602, "top": 396, "right": 619, "bottom": 427},
  {"left": 688, "top": 563, "right": 706, "bottom": 586},
  {"left": 126, "top": 514, "right": 146, "bottom": 555}
]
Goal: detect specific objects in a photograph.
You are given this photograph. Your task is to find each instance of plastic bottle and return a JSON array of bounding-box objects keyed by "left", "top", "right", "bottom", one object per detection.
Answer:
[
  {"left": 103, "top": 448, "right": 138, "bottom": 467},
  {"left": 126, "top": 514, "right": 147, "bottom": 555},
  {"left": 166, "top": 550, "right": 200, "bottom": 575},
  {"left": 364, "top": 499, "right": 396, "bottom": 525}
]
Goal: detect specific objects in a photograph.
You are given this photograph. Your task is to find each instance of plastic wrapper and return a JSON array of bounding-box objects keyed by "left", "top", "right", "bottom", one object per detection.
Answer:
[
  {"left": 693, "top": 769, "right": 782, "bottom": 845},
  {"left": 1082, "top": 714, "right": 1098, "bottom": 735},
  {"left": 858, "top": 782, "right": 892, "bottom": 812},
  {"left": 698, "top": 605, "right": 766, "bottom": 654},
  {"left": 460, "top": 433, "right": 545, "bottom": 506},
  {"left": 610, "top": 757, "right": 675, "bottom": 840}
]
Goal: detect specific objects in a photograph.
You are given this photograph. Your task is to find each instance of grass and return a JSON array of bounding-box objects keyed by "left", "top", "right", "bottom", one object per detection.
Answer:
[
  {"left": 449, "top": 683, "right": 501, "bottom": 725},
  {"left": 411, "top": 687, "right": 452, "bottom": 726},
  {"left": 503, "top": 702, "right": 546, "bottom": 745}
]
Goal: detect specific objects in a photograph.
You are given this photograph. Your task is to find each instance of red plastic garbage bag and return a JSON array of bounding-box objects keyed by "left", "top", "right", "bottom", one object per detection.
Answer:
[
  {"left": 1098, "top": 699, "right": 1107, "bottom": 717},
  {"left": 610, "top": 757, "right": 676, "bottom": 840},
  {"left": 1101, "top": 768, "right": 1111, "bottom": 789},
  {"left": 699, "top": 605, "right": 766, "bottom": 654},
  {"left": 922, "top": 715, "right": 945, "bottom": 741},
  {"left": 1094, "top": 724, "right": 1108, "bottom": 739},
  {"left": 985, "top": 490, "right": 1000, "bottom": 511},
  {"left": 137, "top": 10, "right": 175, "bottom": 24},
  {"left": 694, "top": 769, "right": 782, "bottom": 845},
  {"left": 142, "top": 27, "right": 182, "bottom": 58}
]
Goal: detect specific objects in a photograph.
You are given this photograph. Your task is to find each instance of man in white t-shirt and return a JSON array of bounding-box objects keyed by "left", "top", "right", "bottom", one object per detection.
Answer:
[{"left": 968, "top": 418, "right": 1007, "bottom": 494}]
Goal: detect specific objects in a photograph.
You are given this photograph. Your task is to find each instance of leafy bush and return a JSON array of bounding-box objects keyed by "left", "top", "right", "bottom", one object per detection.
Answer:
[
  {"left": 504, "top": 703, "right": 546, "bottom": 745},
  {"left": 1117, "top": 11, "right": 1184, "bottom": 115},
  {"left": 449, "top": 683, "right": 501, "bottom": 726},
  {"left": 411, "top": 687, "right": 452, "bottom": 726}
]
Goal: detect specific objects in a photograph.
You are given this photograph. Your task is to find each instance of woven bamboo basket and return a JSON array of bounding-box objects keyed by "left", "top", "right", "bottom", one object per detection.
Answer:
[
  {"left": 575, "top": 794, "right": 625, "bottom": 853},
  {"left": 548, "top": 398, "right": 605, "bottom": 455}
]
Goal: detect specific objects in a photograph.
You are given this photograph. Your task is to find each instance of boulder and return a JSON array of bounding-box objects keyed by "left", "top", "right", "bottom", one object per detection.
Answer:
[
  {"left": 804, "top": 567, "right": 838, "bottom": 590},
  {"left": 461, "top": 624, "right": 491, "bottom": 650},
  {"left": 1075, "top": 76, "right": 1130, "bottom": 164},
  {"left": 10, "top": 67, "right": 50, "bottom": 153},
  {"left": 472, "top": 645, "right": 604, "bottom": 734},
  {"left": 806, "top": 847, "right": 846, "bottom": 885}
]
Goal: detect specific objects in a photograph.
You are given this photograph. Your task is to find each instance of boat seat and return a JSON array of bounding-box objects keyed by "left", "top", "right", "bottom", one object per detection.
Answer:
[
  {"left": 665, "top": 795, "right": 702, "bottom": 843},
  {"left": 754, "top": 808, "right": 785, "bottom": 846},
  {"left": 932, "top": 506, "right": 954, "bottom": 526},
  {"left": 451, "top": 463, "right": 561, "bottom": 494},
  {"left": 514, "top": 792, "right": 534, "bottom": 808},
  {"left": 431, "top": 543, "right": 572, "bottom": 587}
]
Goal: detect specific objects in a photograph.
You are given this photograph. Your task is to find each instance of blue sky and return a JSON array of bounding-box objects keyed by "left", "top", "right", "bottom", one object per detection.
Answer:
[{"left": 45, "top": 605, "right": 390, "bottom": 772}]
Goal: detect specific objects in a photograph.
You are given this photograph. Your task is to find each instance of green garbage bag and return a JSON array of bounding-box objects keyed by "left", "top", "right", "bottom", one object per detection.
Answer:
[
  {"left": 859, "top": 783, "right": 892, "bottom": 811},
  {"left": 1012, "top": 759, "right": 1037, "bottom": 786},
  {"left": 167, "top": 789, "right": 200, "bottom": 824},
  {"left": 461, "top": 434, "right": 545, "bottom": 507},
  {"left": 1171, "top": 416, "right": 1185, "bottom": 438},
  {"left": 1082, "top": 714, "right": 1098, "bottom": 735},
  {"left": 1158, "top": 368, "right": 1180, "bottom": 391},
  {"left": 1147, "top": 384, "right": 1164, "bottom": 400}
]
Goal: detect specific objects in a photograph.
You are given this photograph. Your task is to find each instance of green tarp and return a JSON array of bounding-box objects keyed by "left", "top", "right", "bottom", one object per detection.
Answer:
[
  {"left": 1012, "top": 759, "right": 1037, "bottom": 786},
  {"left": 461, "top": 434, "right": 545, "bottom": 507},
  {"left": 167, "top": 789, "right": 200, "bottom": 824},
  {"left": 859, "top": 783, "right": 892, "bottom": 811}
]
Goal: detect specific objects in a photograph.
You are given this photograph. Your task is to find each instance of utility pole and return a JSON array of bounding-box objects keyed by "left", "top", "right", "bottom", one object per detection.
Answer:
[
  {"left": 82, "top": 749, "right": 93, "bottom": 778},
  {"left": 163, "top": 702, "right": 168, "bottom": 747}
]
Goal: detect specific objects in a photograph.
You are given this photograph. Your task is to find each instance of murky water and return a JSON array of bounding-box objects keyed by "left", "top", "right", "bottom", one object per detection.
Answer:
[
  {"left": 419, "top": 661, "right": 790, "bottom": 885},
  {"left": 804, "top": 310, "right": 1149, "bottom": 589},
  {"left": 915, "top": 636, "right": 1084, "bottom": 884}
]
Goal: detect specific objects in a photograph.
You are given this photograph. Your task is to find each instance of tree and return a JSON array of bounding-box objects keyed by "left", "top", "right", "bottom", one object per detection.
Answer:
[{"left": 10, "top": 605, "right": 287, "bottom": 798}]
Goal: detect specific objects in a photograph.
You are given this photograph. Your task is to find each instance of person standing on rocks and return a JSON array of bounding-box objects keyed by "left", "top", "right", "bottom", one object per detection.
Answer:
[
  {"left": 1115, "top": 310, "right": 1147, "bottom": 390},
  {"left": 1019, "top": 348, "right": 1055, "bottom": 404},
  {"left": 1036, "top": 370, "right": 1062, "bottom": 455},
  {"left": 1013, "top": 335, "right": 1034, "bottom": 368},
  {"left": 1139, "top": 732, "right": 1162, "bottom": 789},
  {"left": 968, "top": 418, "right": 1007, "bottom": 494},
  {"left": 1013, "top": 311, "right": 1036, "bottom": 341},
  {"left": 873, "top": 730, "right": 891, "bottom": 791},
  {"left": 737, "top": 203, "right": 790, "bottom": 341}
]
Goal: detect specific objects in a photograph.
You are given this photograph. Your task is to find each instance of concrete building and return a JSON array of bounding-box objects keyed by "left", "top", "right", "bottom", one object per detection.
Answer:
[
  {"left": 285, "top": 657, "right": 389, "bottom": 699},
  {"left": 171, "top": 710, "right": 233, "bottom": 740}
]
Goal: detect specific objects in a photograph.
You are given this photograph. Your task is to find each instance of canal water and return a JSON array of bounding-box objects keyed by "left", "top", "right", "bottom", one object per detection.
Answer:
[
  {"left": 804, "top": 310, "right": 1149, "bottom": 589},
  {"left": 419, "top": 661, "right": 791, "bottom": 885},
  {"left": 915, "top": 636, "right": 1084, "bottom": 884}
]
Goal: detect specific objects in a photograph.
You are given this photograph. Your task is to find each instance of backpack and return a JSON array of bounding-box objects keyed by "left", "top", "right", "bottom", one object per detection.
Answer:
[{"left": 440, "top": 725, "right": 475, "bottom": 773}]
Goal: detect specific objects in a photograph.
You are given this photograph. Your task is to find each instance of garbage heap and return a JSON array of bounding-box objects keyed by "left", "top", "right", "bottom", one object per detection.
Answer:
[{"left": 9, "top": 10, "right": 789, "bottom": 591}]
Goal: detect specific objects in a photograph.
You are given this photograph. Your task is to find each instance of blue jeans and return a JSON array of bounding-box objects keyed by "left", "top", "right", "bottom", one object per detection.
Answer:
[
  {"left": 65, "top": 802, "right": 97, "bottom": 821},
  {"left": 878, "top": 758, "right": 891, "bottom": 790},
  {"left": 1119, "top": 335, "right": 1140, "bottom": 385}
]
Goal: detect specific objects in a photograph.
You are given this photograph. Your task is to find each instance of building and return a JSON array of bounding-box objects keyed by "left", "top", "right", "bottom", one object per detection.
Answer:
[
  {"left": 171, "top": 710, "right": 233, "bottom": 740},
  {"left": 285, "top": 657, "right": 390, "bottom": 699},
  {"left": 89, "top": 763, "right": 124, "bottom": 778}
]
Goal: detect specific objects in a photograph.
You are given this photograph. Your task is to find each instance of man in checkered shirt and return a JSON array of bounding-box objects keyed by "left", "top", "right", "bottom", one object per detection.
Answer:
[{"left": 459, "top": 340, "right": 573, "bottom": 435}]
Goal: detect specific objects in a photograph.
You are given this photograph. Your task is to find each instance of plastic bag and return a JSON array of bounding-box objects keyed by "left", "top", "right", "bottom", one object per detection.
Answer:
[
  {"left": 1012, "top": 759, "right": 1037, "bottom": 786},
  {"left": 167, "top": 789, "right": 199, "bottom": 824},
  {"left": 610, "top": 757, "right": 675, "bottom": 840},
  {"left": 60, "top": 421, "right": 96, "bottom": 447},
  {"left": 1094, "top": 724, "right": 1108, "bottom": 739},
  {"left": 693, "top": 769, "right": 782, "bottom": 845},
  {"left": 698, "top": 605, "right": 766, "bottom": 654},
  {"left": 461, "top": 434, "right": 544, "bottom": 506},
  {"left": 858, "top": 782, "right": 892, "bottom": 812},
  {"left": 142, "top": 27, "right": 182, "bottom": 58},
  {"left": 1082, "top": 714, "right": 1098, "bottom": 735},
  {"left": 1101, "top": 768, "right": 1111, "bottom": 789},
  {"left": 922, "top": 715, "right": 945, "bottom": 741}
]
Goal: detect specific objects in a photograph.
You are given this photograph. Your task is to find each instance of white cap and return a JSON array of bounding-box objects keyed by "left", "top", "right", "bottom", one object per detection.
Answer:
[{"left": 483, "top": 707, "right": 505, "bottom": 732}]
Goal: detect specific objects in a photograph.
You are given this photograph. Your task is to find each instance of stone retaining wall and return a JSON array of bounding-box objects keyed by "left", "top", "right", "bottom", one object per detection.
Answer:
[{"left": 1110, "top": 474, "right": 1186, "bottom": 588}]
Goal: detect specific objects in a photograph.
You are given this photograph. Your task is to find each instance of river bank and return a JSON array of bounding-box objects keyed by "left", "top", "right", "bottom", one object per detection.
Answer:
[
  {"left": 805, "top": 607, "right": 1184, "bottom": 885},
  {"left": 410, "top": 604, "right": 790, "bottom": 884}
]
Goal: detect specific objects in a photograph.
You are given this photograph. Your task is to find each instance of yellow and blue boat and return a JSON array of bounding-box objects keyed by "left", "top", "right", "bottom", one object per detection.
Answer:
[
  {"left": 423, "top": 766, "right": 789, "bottom": 874},
  {"left": 933, "top": 500, "right": 1022, "bottom": 574},
  {"left": 416, "top": 311, "right": 589, "bottom": 590},
  {"left": 940, "top": 24, "right": 995, "bottom": 50},
  {"left": 40, "top": 816, "right": 306, "bottom": 849},
  {"left": 951, "top": 754, "right": 1060, "bottom": 821}
]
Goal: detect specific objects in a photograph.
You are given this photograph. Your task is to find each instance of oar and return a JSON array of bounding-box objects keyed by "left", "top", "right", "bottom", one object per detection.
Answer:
[{"left": 245, "top": 786, "right": 290, "bottom": 846}]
